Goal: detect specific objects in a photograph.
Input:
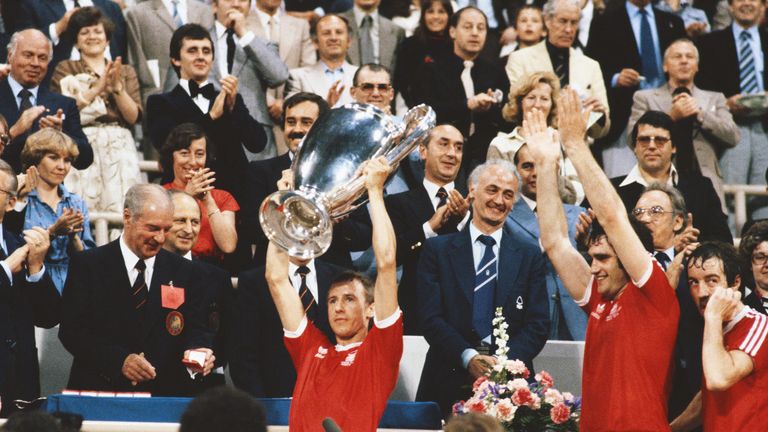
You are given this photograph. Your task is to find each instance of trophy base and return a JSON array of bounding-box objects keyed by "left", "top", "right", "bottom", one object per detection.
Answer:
[{"left": 259, "top": 190, "right": 333, "bottom": 260}]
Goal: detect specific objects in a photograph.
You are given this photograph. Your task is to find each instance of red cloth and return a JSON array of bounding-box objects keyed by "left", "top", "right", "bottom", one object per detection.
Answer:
[
  {"left": 578, "top": 259, "right": 679, "bottom": 431},
  {"left": 702, "top": 307, "right": 768, "bottom": 431},
  {"left": 284, "top": 313, "right": 403, "bottom": 432},
  {"left": 162, "top": 184, "right": 239, "bottom": 260}
]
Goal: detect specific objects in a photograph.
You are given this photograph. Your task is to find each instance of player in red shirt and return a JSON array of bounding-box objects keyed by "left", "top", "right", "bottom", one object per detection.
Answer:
[
  {"left": 525, "top": 90, "right": 679, "bottom": 431},
  {"left": 264, "top": 157, "right": 402, "bottom": 432},
  {"left": 671, "top": 242, "right": 768, "bottom": 432}
]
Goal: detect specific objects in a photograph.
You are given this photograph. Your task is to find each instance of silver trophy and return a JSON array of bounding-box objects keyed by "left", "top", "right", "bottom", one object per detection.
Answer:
[{"left": 259, "top": 103, "right": 436, "bottom": 259}]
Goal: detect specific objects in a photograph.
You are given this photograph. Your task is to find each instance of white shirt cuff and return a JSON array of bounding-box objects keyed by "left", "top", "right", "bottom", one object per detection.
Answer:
[
  {"left": 422, "top": 221, "right": 437, "bottom": 239},
  {"left": 49, "top": 23, "right": 61, "bottom": 45},
  {"left": 373, "top": 308, "right": 401, "bottom": 329},
  {"left": 27, "top": 265, "right": 45, "bottom": 282},
  {"left": 457, "top": 213, "right": 470, "bottom": 231},
  {"left": 14, "top": 200, "right": 27, "bottom": 212},
  {"left": 462, "top": 348, "right": 479, "bottom": 369},
  {"left": 238, "top": 31, "right": 255, "bottom": 47},
  {"left": 611, "top": 73, "right": 620, "bottom": 88},
  {"left": 284, "top": 315, "right": 308, "bottom": 338}
]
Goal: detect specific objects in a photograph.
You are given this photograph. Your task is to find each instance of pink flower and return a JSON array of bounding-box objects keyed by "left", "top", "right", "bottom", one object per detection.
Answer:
[
  {"left": 495, "top": 399, "right": 518, "bottom": 422},
  {"left": 536, "top": 371, "right": 554, "bottom": 388},
  {"left": 467, "top": 399, "right": 487, "bottom": 413},
  {"left": 550, "top": 403, "right": 571, "bottom": 424},
  {"left": 511, "top": 388, "right": 533, "bottom": 406},
  {"left": 506, "top": 378, "right": 529, "bottom": 392},
  {"left": 505, "top": 359, "right": 530, "bottom": 378},
  {"left": 544, "top": 388, "right": 564, "bottom": 406},
  {"left": 472, "top": 376, "right": 488, "bottom": 391}
]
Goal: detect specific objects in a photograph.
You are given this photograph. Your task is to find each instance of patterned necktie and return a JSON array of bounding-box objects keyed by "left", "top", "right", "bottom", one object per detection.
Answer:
[
  {"left": 554, "top": 53, "right": 567, "bottom": 88},
  {"left": 639, "top": 9, "right": 660, "bottom": 87},
  {"left": 360, "top": 15, "right": 374, "bottom": 65},
  {"left": 654, "top": 251, "right": 670, "bottom": 272},
  {"left": 18, "top": 89, "right": 33, "bottom": 112},
  {"left": 132, "top": 259, "right": 148, "bottom": 311},
  {"left": 436, "top": 187, "right": 448, "bottom": 208},
  {"left": 461, "top": 60, "right": 475, "bottom": 135},
  {"left": 296, "top": 266, "right": 316, "bottom": 321},
  {"left": 171, "top": 0, "right": 184, "bottom": 28},
  {"left": 226, "top": 28, "right": 236, "bottom": 74},
  {"left": 739, "top": 31, "right": 759, "bottom": 94},
  {"left": 473, "top": 235, "right": 497, "bottom": 339}
]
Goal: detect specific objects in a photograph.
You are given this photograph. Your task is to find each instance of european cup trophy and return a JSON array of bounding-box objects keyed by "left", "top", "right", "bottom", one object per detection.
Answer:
[{"left": 259, "top": 103, "right": 436, "bottom": 259}]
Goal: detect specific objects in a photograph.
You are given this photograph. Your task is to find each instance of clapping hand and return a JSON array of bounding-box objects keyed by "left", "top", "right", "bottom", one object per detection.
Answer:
[
  {"left": 107, "top": 57, "right": 126, "bottom": 94},
  {"left": 48, "top": 208, "right": 85, "bottom": 237},
  {"left": 220, "top": 76, "right": 238, "bottom": 113},
  {"left": 184, "top": 168, "right": 216, "bottom": 200},
  {"left": 39, "top": 108, "right": 64, "bottom": 130},
  {"left": 17, "top": 166, "right": 39, "bottom": 200}
]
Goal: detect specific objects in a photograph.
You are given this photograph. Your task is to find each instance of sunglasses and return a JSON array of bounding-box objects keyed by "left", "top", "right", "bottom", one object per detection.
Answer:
[
  {"left": 356, "top": 83, "right": 392, "bottom": 93},
  {"left": 636, "top": 135, "right": 671, "bottom": 146}
]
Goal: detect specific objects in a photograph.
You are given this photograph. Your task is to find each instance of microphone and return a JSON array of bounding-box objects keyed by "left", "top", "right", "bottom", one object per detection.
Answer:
[{"left": 322, "top": 417, "right": 343, "bottom": 432}]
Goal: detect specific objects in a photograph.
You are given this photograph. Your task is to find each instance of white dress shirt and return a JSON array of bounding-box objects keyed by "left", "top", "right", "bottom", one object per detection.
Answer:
[
  {"left": 288, "top": 259, "right": 319, "bottom": 302},
  {"left": 119, "top": 236, "right": 157, "bottom": 290},
  {"left": 619, "top": 163, "right": 679, "bottom": 188},
  {"left": 7, "top": 75, "right": 39, "bottom": 109},
  {"left": 213, "top": 21, "right": 256, "bottom": 76},
  {"left": 421, "top": 178, "right": 470, "bottom": 238},
  {"left": 179, "top": 79, "right": 213, "bottom": 113}
]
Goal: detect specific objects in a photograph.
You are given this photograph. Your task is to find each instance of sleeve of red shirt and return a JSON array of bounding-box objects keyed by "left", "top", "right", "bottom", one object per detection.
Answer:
[
  {"left": 213, "top": 189, "right": 240, "bottom": 213},
  {"left": 369, "top": 312, "right": 405, "bottom": 371},
  {"left": 580, "top": 278, "right": 599, "bottom": 314},
  {"left": 284, "top": 320, "right": 325, "bottom": 374},
  {"left": 636, "top": 258, "right": 677, "bottom": 314},
  {"left": 729, "top": 312, "right": 768, "bottom": 370}
]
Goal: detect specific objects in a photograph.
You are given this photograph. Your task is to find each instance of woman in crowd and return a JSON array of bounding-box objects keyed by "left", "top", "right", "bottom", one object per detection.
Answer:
[
  {"left": 160, "top": 123, "right": 238, "bottom": 264},
  {"left": 740, "top": 221, "right": 768, "bottom": 315},
  {"left": 500, "top": 6, "right": 546, "bottom": 58},
  {"left": 487, "top": 71, "right": 583, "bottom": 204},
  {"left": 50, "top": 7, "right": 142, "bottom": 230},
  {"left": 13, "top": 129, "right": 95, "bottom": 293},
  {"left": 394, "top": 0, "right": 454, "bottom": 109}
]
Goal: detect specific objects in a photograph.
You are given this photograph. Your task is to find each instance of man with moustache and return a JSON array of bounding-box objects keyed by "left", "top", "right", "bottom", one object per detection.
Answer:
[
  {"left": 163, "top": 190, "right": 233, "bottom": 391},
  {"left": 671, "top": 242, "right": 768, "bottom": 431},
  {"left": 385, "top": 124, "right": 469, "bottom": 334},
  {"left": 208, "top": 0, "right": 288, "bottom": 160},
  {"left": 530, "top": 89, "right": 676, "bottom": 430},
  {"left": 415, "top": 158, "right": 549, "bottom": 416},
  {"left": 0, "top": 29, "right": 92, "bottom": 173},
  {"left": 146, "top": 23, "right": 266, "bottom": 203},
  {"left": 60, "top": 184, "right": 217, "bottom": 395}
]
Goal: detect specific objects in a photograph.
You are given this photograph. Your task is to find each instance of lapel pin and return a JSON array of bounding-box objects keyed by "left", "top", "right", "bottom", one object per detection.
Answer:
[{"left": 516, "top": 296, "right": 524, "bottom": 310}]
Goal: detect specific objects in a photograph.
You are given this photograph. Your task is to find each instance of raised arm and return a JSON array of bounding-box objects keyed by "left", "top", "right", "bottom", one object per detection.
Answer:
[
  {"left": 702, "top": 287, "right": 754, "bottom": 391},
  {"left": 264, "top": 242, "right": 304, "bottom": 332},
  {"left": 523, "top": 109, "right": 591, "bottom": 301},
  {"left": 558, "top": 89, "right": 650, "bottom": 283},
  {"left": 365, "top": 157, "right": 398, "bottom": 320}
]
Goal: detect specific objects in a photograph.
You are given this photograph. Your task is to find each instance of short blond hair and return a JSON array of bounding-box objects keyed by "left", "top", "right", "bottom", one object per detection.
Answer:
[
  {"left": 502, "top": 71, "right": 560, "bottom": 126},
  {"left": 21, "top": 129, "right": 79, "bottom": 170}
]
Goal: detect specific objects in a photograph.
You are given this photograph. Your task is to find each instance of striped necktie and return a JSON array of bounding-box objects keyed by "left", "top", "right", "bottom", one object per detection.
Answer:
[
  {"left": 132, "top": 259, "right": 148, "bottom": 311},
  {"left": 296, "top": 266, "right": 316, "bottom": 321},
  {"left": 739, "top": 31, "right": 759, "bottom": 94},
  {"left": 473, "top": 235, "right": 497, "bottom": 339}
]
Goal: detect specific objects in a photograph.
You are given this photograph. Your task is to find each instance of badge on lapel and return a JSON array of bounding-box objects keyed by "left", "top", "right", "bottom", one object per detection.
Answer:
[
  {"left": 516, "top": 296, "right": 524, "bottom": 310},
  {"left": 166, "top": 311, "right": 184, "bottom": 336}
]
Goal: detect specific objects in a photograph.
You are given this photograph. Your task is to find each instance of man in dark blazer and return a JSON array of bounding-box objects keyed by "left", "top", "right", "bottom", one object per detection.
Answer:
[
  {"left": 696, "top": 0, "right": 768, "bottom": 222},
  {"left": 506, "top": 143, "right": 588, "bottom": 341},
  {"left": 146, "top": 23, "right": 266, "bottom": 204},
  {"left": 230, "top": 256, "right": 341, "bottom": 397},
  {"left": 0, "top": 29, "right": 92, "bottom": 173},
  {"left": 162, "top": 190, "right": 233, "bottom": 393},
  {"left": 385, "top": 124, "right": 469, "bottom": 334},
  {"left": 16, "top": 0, "right": 126, "bottom": 83},
  {"left": 59, "top": 184, "right": 216, "bottom": 396},
  {"left": 242, "top": 91, "right": 370, "bottom": 270},
  {"left": 586, "top": 0, "right": 684, "bottom": 177},
  {"left": 416, "top": 159, "right": 550, "bottom": 417},
  {"left": 415, "top": 7, "right": 509, "bottom": 172},
  {"left": 0, "top": 159, "right": 60, "bottom": 416},
  {"left": 609, "top": 111, "right": 732, "bottom": 244}
]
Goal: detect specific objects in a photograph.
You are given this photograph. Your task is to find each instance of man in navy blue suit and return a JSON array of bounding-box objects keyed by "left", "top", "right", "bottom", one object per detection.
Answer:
[
  {"left": 506, "top": 143, "right": 588, "bottom": 341},
  {"left": 16, "top": 0, "right": 126, "bottom": 82},
  {"left": 415, "top": 158, "right": 550, "bottom": 416},
  {"left": 0, "top": 29, "right": 92, "bottom": 173},
  {"left": 0, "top": 159, "right": 60, "bottom": 416}
]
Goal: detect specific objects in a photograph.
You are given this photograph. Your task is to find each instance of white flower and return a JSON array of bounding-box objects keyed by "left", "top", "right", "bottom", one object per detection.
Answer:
[
  {"left": 544, "top": 388, "right": 564, "bottom": 406},
  {"left": 505, "top": 359, "right": 528, "bottom": 375},
  {"left": 562, "top": 392, "right": 575, "bottom": 403},
  {"left": 495, "top": 399, "right": 518, "bottom": 422},
  {"left": 506, "top": 378, "right": 529, "bottom": 391}
]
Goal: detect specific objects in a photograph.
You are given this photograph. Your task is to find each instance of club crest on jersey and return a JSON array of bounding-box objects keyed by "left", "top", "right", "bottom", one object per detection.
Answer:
[
  {"left": 591, "top": 303, "right": 607, "bottom": 320},
  {"left": 606, "top": 303, "right": 622, "bottom": 321},
  {"left": 341, "top": 351, "right": 357, "bottom": 366},
  {"left": 315, "top": 346, "right": 328, "bottom": 359}
]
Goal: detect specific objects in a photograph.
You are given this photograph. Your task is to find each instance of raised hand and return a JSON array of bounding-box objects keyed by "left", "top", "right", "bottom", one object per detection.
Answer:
[
  {"left": 220, "top": 76, "right": 238, "bottom": 113},
  {"left": 184, "top": 168, "right": 216, "bottom": 200},
  {"left": 16, "top": 166, "right": 39, "bottom": 200},
  {"left": 558, "top": 88, "right": 591, "bottom": 150},
  {"left": 48, "top": 208, "right": 85, "bottom": 237},
  {"left": 10, "top": 106, "right": 46, "bottom": 137},
  {"left": 521, "top": 108, "right": 560, "bottom": 162},
  {"left": 704, "top": 286, "right": 742, "bottom": 323},
  {"left": 674, "top": 212, "right": 700, "bottom": 253},
  {"left": 363, "top": 156, "right": 392, "bottom": 194},
  {"left": 326, "top": 80, "right": 344, "bottom": 107},
  {"left": 39, "top": 108, "right": 64, "bottom": 130}
]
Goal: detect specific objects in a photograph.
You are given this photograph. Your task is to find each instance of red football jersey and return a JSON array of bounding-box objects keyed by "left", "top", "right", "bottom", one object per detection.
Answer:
[
  {"left": 702, "top": 307, "right": 768, "bottom": 431},
  {"left": 577, "top": 259, "right": 679, "bottom": 431},
  {"left": 284, "top": 311, "right": 403, "bottom": 432}
]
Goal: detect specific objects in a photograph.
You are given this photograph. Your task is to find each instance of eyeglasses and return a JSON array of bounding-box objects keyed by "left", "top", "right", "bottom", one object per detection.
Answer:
[
  {"left": 0, "top": 134, "right": 9, "bottom": 146},
  {"left": 752, "top": 253, "right": 768, "bottom": 266},
  {"left": 356, "top": 83, "right": 391, "bottom": 93},
  {"left": 632, "top": 206, "right": 674, "bottom": 219},
  {"left": 636, "top": 135, "right": 671, "bottom": 146}
]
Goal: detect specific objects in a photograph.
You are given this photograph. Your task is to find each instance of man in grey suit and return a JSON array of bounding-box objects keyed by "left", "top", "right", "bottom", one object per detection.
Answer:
[
  {"left": 125, "top": 0, "right": 214, "bottom": 105},
  {"left": 506, "top": 143, "right": 588, "bottom": 341},
  {"left": 209, "top": 0, "right": 289, "bottom": 160},
  {"left": 629, "top": 38, "right": 739, "bottom": 207},
  {"left": 248, "top": 0, "right": 316, "bottom": 153},
  {"left": 285, "top": 14, "right": 358, "bottom": 107},
  {"left": 341, "top": 0, "right": 404, "bottom": 75}
]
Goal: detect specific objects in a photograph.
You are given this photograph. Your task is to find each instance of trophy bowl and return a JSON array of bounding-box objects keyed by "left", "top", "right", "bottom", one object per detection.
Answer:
[{"left": 259, "top": 103, "right": 436, "bottom": 259}]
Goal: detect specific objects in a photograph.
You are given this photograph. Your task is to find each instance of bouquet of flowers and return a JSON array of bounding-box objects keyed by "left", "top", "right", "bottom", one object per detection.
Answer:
[{"left": 452, "top": 308, "right": 581, "bottom": 431}]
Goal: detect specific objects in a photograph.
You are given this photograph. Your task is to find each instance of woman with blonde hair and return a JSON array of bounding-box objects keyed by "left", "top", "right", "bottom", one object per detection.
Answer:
[
  {"left": 487, "top": 71, "right": 583, "bottom": 204},
  {"left": 9, "top": 129, "right": 95, "bottom": 293}
]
